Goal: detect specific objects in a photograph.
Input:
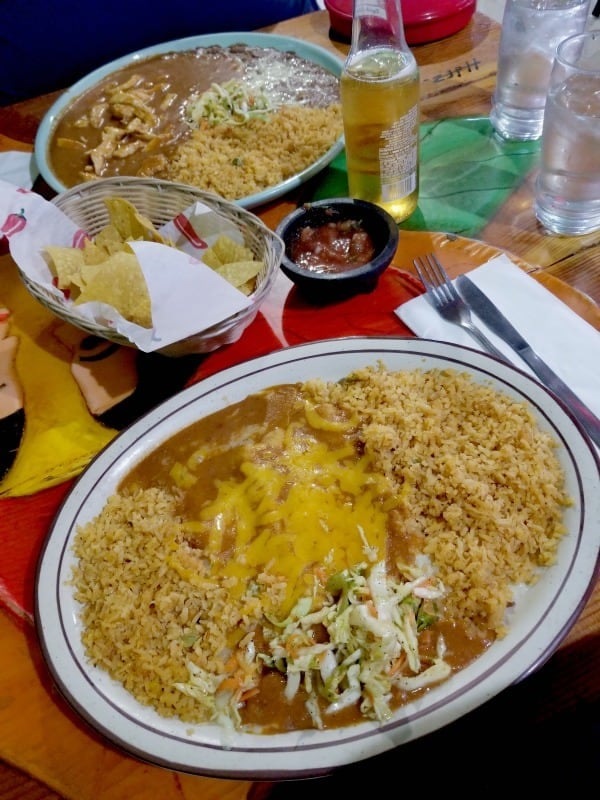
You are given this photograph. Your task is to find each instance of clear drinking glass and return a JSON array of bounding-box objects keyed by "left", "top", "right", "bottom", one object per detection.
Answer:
[
  {"left": 490, "top": 0, "right": 591, "bottom": 141},
  {"left": 534, "top": 30, "right": 600, "bottom": 235}
]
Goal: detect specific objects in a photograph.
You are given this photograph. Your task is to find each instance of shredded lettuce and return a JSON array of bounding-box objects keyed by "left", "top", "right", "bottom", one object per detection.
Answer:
[
  {"left": 187, "top": 79, "right": 275, "bottom": 127},
  {"left": 259, "top": 560, "right": 450, "bottom": 724},
  {"left": 175, "top": 559, "right": 450, "bottom": 730}
]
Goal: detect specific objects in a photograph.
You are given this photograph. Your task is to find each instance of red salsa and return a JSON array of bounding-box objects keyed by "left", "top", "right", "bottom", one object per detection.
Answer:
[{"left": 290, "top": 219, "right": 376, "bottom": 274}]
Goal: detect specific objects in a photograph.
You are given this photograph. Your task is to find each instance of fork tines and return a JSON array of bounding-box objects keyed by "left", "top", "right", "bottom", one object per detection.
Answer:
[{"left": 413, "top": 252, "right": 458, "bottom": 302}]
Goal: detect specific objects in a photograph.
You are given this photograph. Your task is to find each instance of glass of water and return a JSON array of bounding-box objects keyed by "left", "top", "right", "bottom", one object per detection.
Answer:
[
  {"left": 490, "top": 0, "right": 591, "bottom": 141},
  {"left": 534, "top": 30, "right": 600, "bottom": 234}
]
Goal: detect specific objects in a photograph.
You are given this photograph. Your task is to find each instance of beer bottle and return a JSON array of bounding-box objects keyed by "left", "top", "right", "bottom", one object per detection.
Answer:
[{"left": 340, "top": 0, "right": 420, "bottom": 223}]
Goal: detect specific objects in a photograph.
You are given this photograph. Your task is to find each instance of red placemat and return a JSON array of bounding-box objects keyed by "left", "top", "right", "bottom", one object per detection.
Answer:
[{"left": 0, "top": 261, "right": 422, "bottom": 624}]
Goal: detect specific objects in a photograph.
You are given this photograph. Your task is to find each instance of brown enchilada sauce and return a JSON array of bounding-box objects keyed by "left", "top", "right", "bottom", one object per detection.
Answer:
[{"left": 121, "top": 383, "right": 491, "bottom": 732}]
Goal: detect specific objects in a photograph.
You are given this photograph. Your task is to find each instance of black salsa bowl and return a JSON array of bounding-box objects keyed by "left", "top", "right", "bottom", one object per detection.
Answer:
[{"left": 275, "top": 198, "right": 400, "bottom": 303}]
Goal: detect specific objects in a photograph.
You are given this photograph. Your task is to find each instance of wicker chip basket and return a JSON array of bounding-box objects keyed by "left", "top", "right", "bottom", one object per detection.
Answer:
[{"left": 24, "top": 177, "right": 284, "bottom": 356}]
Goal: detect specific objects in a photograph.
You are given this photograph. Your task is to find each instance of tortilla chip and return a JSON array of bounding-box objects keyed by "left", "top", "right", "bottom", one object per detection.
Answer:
[
  {"left": 202, "top": 235, "right": 261, "bottom": 293},
  {"left": 238, "top": 279, "right": 256, "bottom": 296},
  {"left": 43, "top": 199, "right": 264, "bottom": 331},
  {"left": 200, "top": 248, "right": 224, "bottom": 269},
  {"left": 214, "top": 260, "right": 261, "bottom": 289},
  {"left": 94, "top": 224, "right": 128, "bottom": 256},
  {"left": 82, "top": 239, "right": 111, "bottom": 265},
  {"left": 103, "top": 197, "right": 165, "bottom": 243},
  {"left": 44, "top": 246, "right": 86, "bottom": 292},
  {"left": 74, "top": 252, "right": 152, "bottom": 328},
  {"left": 210, "top": 235, "right": 254, "bottom": 264}
]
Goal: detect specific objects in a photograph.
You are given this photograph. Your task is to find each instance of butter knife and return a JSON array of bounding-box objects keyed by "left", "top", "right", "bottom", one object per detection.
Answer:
[{"left": 456, "top": 275, "right": 600, "bottom": 449}]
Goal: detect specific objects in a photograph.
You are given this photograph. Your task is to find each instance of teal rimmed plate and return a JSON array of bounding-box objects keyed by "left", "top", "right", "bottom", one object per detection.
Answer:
[{"left": 34, "top": 32, "right": 344, "bottom": 209}]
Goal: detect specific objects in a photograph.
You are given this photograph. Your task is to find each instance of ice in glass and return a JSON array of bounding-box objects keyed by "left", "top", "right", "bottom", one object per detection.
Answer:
[
  {"left": 490, "top": 0, "right": 590, "bottom": 141},
  {"left": 534, "top": 31, "right": 600, "bottom": 234}
]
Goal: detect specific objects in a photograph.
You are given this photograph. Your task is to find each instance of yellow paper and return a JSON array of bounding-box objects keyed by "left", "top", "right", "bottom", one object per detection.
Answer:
[{"left": 0, "top": 257, "right": 116, "bottom": 498}]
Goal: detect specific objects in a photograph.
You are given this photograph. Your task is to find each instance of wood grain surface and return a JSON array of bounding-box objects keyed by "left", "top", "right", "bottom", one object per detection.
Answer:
[{"left": 0, "top": 9, "right": 598, "bottom": 800}]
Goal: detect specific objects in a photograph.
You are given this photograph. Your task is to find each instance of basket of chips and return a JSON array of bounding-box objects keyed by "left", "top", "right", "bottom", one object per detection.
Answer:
[{"left": 18, "top": 177, "right": 284, "bottom": 356}]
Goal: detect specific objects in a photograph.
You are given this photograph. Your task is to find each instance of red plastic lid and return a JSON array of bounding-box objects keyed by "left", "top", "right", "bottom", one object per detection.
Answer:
[{"left": 324, "top": 0, "right": 476, "bottom": 45}]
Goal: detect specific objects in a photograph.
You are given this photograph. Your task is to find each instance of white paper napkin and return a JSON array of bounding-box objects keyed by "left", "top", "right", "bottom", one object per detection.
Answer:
[
  {"left": 0, "top": 181, "right": 252, "bottom": 352},
  {"left": 0, "top": 152, "right": 38, "bottom": 189},
  {"left": 396, "top": 254, "right": 600, "bottom": 419}
]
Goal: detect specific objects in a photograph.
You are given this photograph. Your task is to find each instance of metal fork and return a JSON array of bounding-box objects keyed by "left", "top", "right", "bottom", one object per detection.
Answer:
[{"left": 413, "top": 253, "right": 506, "bottom": 360}]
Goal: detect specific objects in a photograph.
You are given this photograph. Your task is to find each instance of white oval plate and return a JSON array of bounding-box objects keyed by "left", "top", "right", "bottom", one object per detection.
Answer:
[
  {"left": 34, "top": 32, "right": 345, "bottom": 208},
  {"left": 35, "top": 337, "right": 600, "bottom": 780}
]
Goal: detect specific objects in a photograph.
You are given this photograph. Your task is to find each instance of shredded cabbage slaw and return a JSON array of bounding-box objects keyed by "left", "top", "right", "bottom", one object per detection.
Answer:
[
  {"left": 175, "top": 559, "right": 451, "bottom": 731},
  {"left": 187, "top": 79, "right": 275, "bottom": 127}
]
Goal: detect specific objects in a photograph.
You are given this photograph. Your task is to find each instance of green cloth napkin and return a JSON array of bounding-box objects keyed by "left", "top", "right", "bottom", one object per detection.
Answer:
[{"left": 311, "top": 116, "right": 540, "bottom": 238}]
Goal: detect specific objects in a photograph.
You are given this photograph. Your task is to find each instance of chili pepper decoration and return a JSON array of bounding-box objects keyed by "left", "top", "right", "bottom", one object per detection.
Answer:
[
  {"left": 0, "top": 209, "right": 27, "bottom": 255},
  {"left": 1, "top": 209, "right": 27, "bottom": 238},
  {"left": 173, "top": 213, "right": 208, "bottom": 250}
]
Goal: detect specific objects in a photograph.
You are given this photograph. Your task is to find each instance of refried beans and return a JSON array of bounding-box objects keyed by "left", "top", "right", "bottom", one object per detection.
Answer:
[{"left": 47, "top": 44, "right": 342, "bottom": 198}]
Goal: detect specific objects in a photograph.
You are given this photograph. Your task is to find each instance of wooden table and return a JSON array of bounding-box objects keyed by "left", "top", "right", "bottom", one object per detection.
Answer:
[{"left": 1, "top": 9, "right": 598, "bottom": 800}]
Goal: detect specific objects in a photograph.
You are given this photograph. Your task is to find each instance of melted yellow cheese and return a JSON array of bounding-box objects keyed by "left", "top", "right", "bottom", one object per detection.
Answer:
[{"left": 188, "top": 417, "right": 394, "bottom": 616}]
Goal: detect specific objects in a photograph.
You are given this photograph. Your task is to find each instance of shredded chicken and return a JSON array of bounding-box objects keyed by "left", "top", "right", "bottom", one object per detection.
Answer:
[{"left": 83, "top": 76, "right": 167, "bottom": 176}]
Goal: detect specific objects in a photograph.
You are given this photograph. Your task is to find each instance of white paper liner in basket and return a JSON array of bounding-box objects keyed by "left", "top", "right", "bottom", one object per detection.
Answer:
[{"left": 0, "top": 179, "right": 282, "bottom": 355}]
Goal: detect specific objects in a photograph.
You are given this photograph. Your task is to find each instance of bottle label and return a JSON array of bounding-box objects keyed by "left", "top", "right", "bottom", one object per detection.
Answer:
[
  {"left": 381, "top": 173, "right": 417, "bottom": 201},
  {"left": 379, "top": 104, "right": 419, "bottom": 200}
]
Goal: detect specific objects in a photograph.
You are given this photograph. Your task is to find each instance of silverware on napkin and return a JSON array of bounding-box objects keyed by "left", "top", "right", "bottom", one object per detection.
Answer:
[
  {"left": 412, "top": 253, "right": 506, "bottom": 359},
  {"left": 456, "top": 274, "right": 600, "bottom": 449}
]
